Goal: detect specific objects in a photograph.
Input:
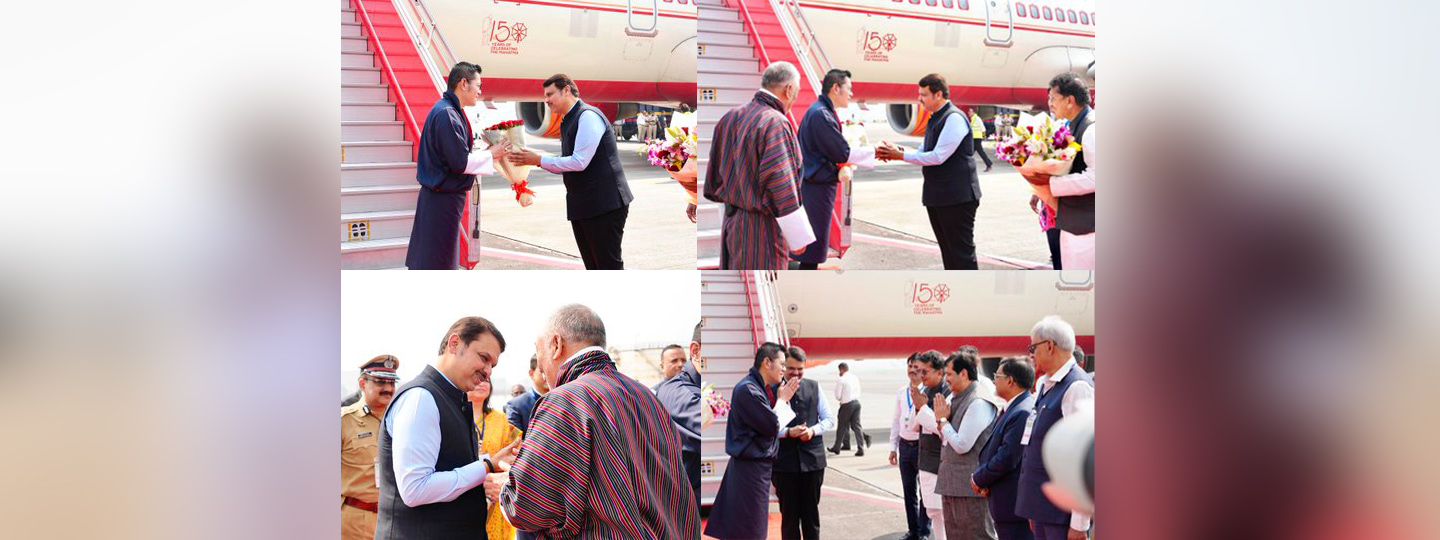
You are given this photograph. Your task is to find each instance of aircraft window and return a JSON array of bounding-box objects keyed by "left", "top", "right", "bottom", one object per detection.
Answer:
[
  {"left": 909, "top": 0, "right": 921, "bottom": 5},
  {"left": 1043, "top": 6, "right": 1052, "bottom": 19},
  {"left": 1016, "top": 3, "right": 1026, "bottom": 17},
  {"left": 1067, "top": 9, "right": 1077, "bottom": 22},
  {"left": 958, "top": 0, "right": 968, "bottom": 9},
  {"left": 942, "top": 0, "right": 953, "bottom": 8},
  {"left": 1030, "top": 5, "right": 1039, "bottom": 17},
  {"left": 1091, "top": 12, "right": 1095, "bottom": 24},
  {"left": 925, "top": 0, "right": 938, "bottom": 7},
  {"left": 1079, "top": 11, "right": 1088, "bottom": 24}
]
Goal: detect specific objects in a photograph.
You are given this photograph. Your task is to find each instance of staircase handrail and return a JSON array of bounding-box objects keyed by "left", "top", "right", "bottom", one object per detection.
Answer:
[
  {"left": 768, "top": 0, "right": 830, "bottom": 100},
  {"left": 729, "top": 0, "right": 799, "bottom": 127},
  {"left": 392, "top": 0, "right": 457, "bottom": 94},
  {"left": 353, "top": 0, "right": 423, "bottom": 151}
]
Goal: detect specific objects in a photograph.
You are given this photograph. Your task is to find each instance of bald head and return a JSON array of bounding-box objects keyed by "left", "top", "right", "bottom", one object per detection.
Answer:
[
  {"left": 761, "top": 62, "right": 799, "bottom": 92},
  {"left": 545, "top": 303, "right": 607, "bottom": 348}
]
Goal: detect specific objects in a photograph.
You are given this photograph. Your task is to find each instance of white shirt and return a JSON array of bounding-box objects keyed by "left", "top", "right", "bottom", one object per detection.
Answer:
[
  {"left": 778, "top": 380, "right": 836, "bottom": 439},
  {"left": 539, "top": 109, "right": 606, "bottom": 173},
  {"left": 384, "top": 369, "right": 489, "bottom": 507},
  {"left": 890, "top": 382, "right": 922, "bottom": 447},
  {"left": 939, "top": 396, "right": 998, "bottom": 454},
  {"left": 902, "top": 105, "right": 965, "bottom": 166},
  {"left": 835, "top": 372, "right": 861, "bottom": 404},
  {"left": 1035, "top": 358, "right": 1095, "bottom": 531},
  {"left": 1050, "top": 120, "right": 1096, "bottom": 198}
]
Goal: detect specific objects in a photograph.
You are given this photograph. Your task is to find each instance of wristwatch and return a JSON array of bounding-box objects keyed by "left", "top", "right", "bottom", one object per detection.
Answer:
[{"left": 483, "top": 458, "right": 497, "bottom": 474}]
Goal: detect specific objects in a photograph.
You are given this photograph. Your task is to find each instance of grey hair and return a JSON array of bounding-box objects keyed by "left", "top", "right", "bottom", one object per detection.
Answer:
[
  {"left": 760, "top": 62, "right": 799, "bottom": 92},
  {"left": 546, "top": 303, "right": 607, "bottom": 348},
  {"left": 1030, "top": 315, "right": 1076, "bottom": 352}
]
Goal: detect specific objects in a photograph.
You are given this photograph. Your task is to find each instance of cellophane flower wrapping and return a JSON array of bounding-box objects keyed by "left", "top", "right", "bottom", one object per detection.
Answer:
[
  {"left": 480, "top": 119, "right": 533, "bottom": 190},
  {"left": 701, "top": 383, "right": 731, "bottom": 418},
  {"left": 995, "top": 112, "right": 1081, "bottom": 175}
]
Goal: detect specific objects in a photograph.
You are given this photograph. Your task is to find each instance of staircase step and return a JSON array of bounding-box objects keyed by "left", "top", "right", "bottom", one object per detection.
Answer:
[
  {"left": 341, "top": 184, "right": 419, "bottom": 213},
  {"left": 342, "top": 101, "right": 397, "bottom": 121},
  {"left": 697, "top": 256, "right": 720, "bottom": 270},
  {"left": 698, "top": 6, "right": 739, "bottom": 22},
  {"left": 340, "top": 0, "right": 352, "bottom": 9},
  {"left": 343, "top": 120, "right": 405, "bottom": 141},
  {"left": 341, "top": 21, "right": 362, "bottom": 38},
  {"left": 699, "top": 56, "right": 759, "bottom": 74},
  {"left": 698, "top": 229, "right": 721, "bottom": 258},
  {"left": 699, "top": 43, "right": 755, "bottom": 61},
  {"left": 697, "top": 202, "right": 722, "bottom": 230},
  {"left": 340, "top": 237, "right": 409, "bottom": 270},
  {"left": 699, "top": 19, "right": 744, "bottom": 34},
  {"left": 342, "top": 83, "right": 390, "bottom": 102},
  {"left": 342, "top": 161, "right": 417, "bottom": 187},
  {"left": 341, "top": 36, "right": 370, "bottom": 53},
  {"left": 342, "top": 141, "right": 411, "bottom": 164},
  {"left": 700, "top": 31, "right": 751, "bottom": 47},
  {"left": 342, "top": 66, "right": 381, "bottom": 84},
  {"left": 341, "top": 209, "right": 414, "bottom": 242},
  {"left": 341, "top": 51, "right": 376, "bottom": 68},
  {"left": 700, "top": 76, "right": 763, "bottom": 94},
  {"left": 341, "top": 9, "right": 355, "bottom": 24}
]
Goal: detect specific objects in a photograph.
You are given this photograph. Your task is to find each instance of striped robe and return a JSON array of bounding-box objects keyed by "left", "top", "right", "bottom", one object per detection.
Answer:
[
  {"left": 499, "top": 349, "right": 699, "bottom": 539},
  {"left": 704, "top": 91, "right": 804, "bottom": 270}
]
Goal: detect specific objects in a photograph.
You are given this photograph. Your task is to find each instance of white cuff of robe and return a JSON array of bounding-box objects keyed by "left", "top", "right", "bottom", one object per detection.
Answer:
[
  {"left": 847, "top": 146, "right": 877, "bottom": 169},
  {"left": 777, "top": 209, "right": 816, "bottom": 251},
  {"left": 465, "top": 150, "right": 495, "bottom": 176}
]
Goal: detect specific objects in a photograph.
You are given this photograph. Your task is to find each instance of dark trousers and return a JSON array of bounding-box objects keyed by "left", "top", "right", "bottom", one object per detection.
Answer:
[
  {"left": 1046, "top": 227, "right": 1062, "bottom": 270},
  {"left": 830, "top": 401, "right": 864, "bottom": 451},
  {"left": 570, "top": 205, "right": 628, "bottom": 269},
  {"left": 897, "top": 440, "right": 932, "bottom": 538},
  {"left": 996, "top": 520, "right": 1035, "bottom": 540},
  {"left": 773, "top": 469, "right": 824, "bottom": 540},
  {"left": 1030, "top": 521, "right": 1072, "bottom": 540},
  {"left": 973, "top": 138, "right": 993, "bottom": 167},
  {"left": 927, "top": 201, "right": 980, "bottom": 270},
  {"left": 517, "top": 531, "right": 536, "bottom": 540},
  {"left": 683, "top": 449, "right": 701, "bottom": 512}
]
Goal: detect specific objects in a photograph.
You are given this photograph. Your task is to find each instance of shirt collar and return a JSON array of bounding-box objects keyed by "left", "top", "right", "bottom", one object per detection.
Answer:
[
  {"left": 564, "top": 345, "right": 606, "bottom": 364},
  {"left": 757, "top": 88, "right": 780, "bottom": 102},
  {"left": 1047, "top": 358, "right": 1078, "bottom": 388},
  {"left": 1005, "top": 391, "right": 1027, "bottom": 409}
]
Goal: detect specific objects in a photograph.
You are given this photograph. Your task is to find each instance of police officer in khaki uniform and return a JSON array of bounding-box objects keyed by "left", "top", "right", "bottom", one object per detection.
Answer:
[{"left": 341, "top": 355, "right": 400, "bottom": 540}]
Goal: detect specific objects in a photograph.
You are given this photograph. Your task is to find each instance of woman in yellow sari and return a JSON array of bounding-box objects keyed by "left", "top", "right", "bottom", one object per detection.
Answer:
[{"left": 466, "top": 381, "right": 523, "bottom": 540}]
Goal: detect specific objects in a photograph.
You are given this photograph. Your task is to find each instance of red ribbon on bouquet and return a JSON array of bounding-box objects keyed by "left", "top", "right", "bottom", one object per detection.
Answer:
[{"left": 511, "top": 180, "right": 535, "bottom": 201}]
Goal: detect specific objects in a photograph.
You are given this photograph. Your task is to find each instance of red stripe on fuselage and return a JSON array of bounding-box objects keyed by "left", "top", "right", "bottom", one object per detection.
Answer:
[
  {"left": 789, "top": 335, "right": 1096, "bottom": 359},
  {"left": 482, "top": 78, "right": 696, "bottom": 104},
  {"left": 504, "top": 0, "right": 698, "bottom": 20},
  {"left": 797, "top": 1, "right": 1095, "bottom": 39}
]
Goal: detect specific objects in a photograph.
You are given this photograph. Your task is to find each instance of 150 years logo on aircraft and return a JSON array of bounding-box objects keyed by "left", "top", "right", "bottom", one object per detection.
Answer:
[
  {"left": 908, "top": 282, "right": 950, "bottom": 315},
  {"left": 487, "top": 19, "right": 528, "bottom": 55},
  {"left": 857, "top": 28, "right": 897, "bottom": 62}
]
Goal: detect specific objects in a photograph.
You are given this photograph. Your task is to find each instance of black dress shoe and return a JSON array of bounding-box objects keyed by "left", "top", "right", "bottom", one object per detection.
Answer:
[
  {"left": 855, "top": 447, "right": 865, "bottom": 457},
  {"left": 864, "top": 433, "right": 872, "bottom": 447},
  {"left": 828, "top": 447, "right": 840, "bottom": 455},
  {"left": 984, "top": 164, "right": 993, "bottom": 172}
]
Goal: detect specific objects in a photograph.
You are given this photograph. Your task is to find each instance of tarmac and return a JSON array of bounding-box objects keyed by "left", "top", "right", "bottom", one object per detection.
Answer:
[
  {"left": 476, "top": 135, "right": 697, "bottom": 270},
  {"left": 817, "top": 124, "right": 1056, "bottom": 270}
]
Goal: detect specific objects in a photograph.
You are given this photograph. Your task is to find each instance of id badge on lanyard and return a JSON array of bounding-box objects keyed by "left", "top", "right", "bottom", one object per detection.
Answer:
[{"left": 1020, "top": 406, "right": 1039, "bottom": 445}]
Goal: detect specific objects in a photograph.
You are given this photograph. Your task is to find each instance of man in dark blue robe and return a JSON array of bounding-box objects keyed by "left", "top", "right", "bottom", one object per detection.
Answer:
[
  {"left": 405, "top": 62, "right": 509, "bottom": 270},
  {"left": 705, "top": 342, "right": 801, "bottom": 540},
  {"left": 793, "top": 69, "right": 872, "bottom": 270}
]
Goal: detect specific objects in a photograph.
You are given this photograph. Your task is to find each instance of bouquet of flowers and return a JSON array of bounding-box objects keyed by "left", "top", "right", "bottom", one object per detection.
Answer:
[
  {"left": 480, "top": 119, "right": 535, "bottom": 206},
  {"left": 836, "top": 119, "right": 871, "bottom": 183},
  {"left": 644, "top": 126, "right": 699, "bottom": 205},
  {"left": 701, "top": 383, "right": 731, "bottom": 419},
  {"left": 995, "top": 112, "right": 1081, "bottom": 184}
]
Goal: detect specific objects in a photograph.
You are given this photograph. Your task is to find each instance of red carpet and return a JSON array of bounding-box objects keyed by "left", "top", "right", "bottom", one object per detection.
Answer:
[{"left": 701, "top": 511, "right": 783, "bottom": 540}]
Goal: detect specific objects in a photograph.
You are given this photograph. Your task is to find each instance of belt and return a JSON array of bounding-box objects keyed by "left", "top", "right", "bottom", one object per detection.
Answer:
[
  {"left": 899, "top": 439, "right": 919, "bottom": 447},
  {"left": 343, "top": 496, "right": 377, "bottom": 513}
]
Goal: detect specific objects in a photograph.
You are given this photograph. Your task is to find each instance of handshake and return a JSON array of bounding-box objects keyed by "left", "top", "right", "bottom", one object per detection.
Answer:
[{"left": 874, "top": 141, "right": 906, "bottom": 162}]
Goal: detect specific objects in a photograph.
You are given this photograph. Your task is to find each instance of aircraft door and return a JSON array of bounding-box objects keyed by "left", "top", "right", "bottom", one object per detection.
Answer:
[
  {"left": 984, "top": 0, "right": 1014, "bottom": 46},
  {"left": 626, "top": 0, "right": 659, "bottom": 37}
]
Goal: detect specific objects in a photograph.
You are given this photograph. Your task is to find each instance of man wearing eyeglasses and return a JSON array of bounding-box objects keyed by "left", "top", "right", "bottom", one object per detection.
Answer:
[
  {"left": 1016, "top": 317, "right": 1094, "bottom": 540},
  {"left": 341, "top": 355, "right": 401, "bottom": 540}
]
